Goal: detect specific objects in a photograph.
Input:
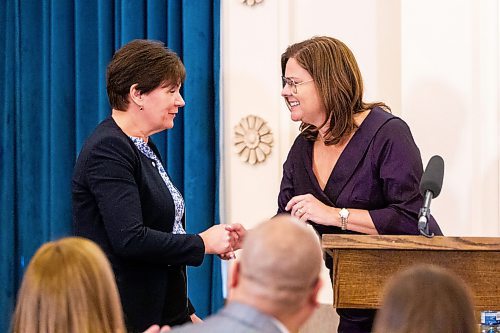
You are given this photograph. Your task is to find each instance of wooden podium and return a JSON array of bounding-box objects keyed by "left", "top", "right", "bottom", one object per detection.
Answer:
[{"left": 322, "top": 234, "right": 500, "bottom": 310}]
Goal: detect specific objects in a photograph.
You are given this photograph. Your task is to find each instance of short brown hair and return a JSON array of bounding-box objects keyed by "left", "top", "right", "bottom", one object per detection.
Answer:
[
  {"left": 11, "top": 237, "right": 126, "bottom": 333},
  {"left": 107, "top": 39, "right": 186, "bottom": 111},
  {"left": 281, "top": 36, "right": 388, "bottom": 145},
  {"left": 373, "top": 264, "right": 476, "bottom": 333}
]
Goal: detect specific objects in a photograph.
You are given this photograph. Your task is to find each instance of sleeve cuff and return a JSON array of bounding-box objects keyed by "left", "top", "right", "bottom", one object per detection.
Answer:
[{"left": 188, "top": 298, "right": 196, "bottom": 315}]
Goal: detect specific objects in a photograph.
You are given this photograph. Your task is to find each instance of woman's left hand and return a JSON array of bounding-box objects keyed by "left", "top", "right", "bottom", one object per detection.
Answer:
[
  {"left": 190, "top": 313, "right": 203, "bottom": 324},
  {"left": 285, "top": 193, "right": 337, "bottom": 226},
  {"left": 143, "top": 325, "right": 171, "bottom": 333}
]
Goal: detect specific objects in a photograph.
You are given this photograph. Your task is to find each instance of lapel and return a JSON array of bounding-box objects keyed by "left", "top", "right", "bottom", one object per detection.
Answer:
[{"left": 304, "top": 107, "right": 396, "bottom": 206}]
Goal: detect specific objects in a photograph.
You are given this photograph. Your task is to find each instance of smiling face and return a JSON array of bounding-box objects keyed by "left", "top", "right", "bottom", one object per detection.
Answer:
[
  {"left": 141, "top": 83, "right": 185, "bottom": 133},
  {"left": 281, "top": 58, "right": 327, "bottom": 127}
]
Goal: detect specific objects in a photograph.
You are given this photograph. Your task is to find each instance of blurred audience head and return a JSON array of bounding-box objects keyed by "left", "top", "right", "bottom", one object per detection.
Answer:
[
  {"left": 229, "top": 214, "right": 323, "bottom": 326},
  {"left": 11, "top": 237, "right": 125, "bottom": 333},
  {"left": 373, "top": 264, "right": 476, "bottom": 333}
]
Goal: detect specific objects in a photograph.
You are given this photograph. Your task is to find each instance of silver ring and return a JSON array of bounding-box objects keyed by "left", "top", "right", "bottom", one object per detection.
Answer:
[{"left": 297, "top": 208, "right": 303, "bottom": 215}]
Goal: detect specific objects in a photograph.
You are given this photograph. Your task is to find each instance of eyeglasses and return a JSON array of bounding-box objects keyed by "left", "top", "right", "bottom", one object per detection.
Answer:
[{"left": 281, "top": 76, "right": 314, "bottom": 94}]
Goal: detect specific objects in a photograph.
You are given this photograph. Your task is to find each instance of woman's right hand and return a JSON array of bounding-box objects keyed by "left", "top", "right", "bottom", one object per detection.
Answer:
[{"left": 199, "top": 224, "right": 235, "bottom": 255}]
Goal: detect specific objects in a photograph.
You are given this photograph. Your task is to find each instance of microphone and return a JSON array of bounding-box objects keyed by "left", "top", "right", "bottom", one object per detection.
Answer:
[{"left": 418, "top": 155, "right": 444, "bottom": 237}]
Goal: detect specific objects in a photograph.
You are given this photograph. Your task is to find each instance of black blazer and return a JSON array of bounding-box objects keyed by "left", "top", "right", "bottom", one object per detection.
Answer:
[{"left": 72, "top": 117, "right": 205, "bottom": 332}]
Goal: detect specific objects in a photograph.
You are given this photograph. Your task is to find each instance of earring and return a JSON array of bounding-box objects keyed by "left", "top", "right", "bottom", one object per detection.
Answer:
[{"left": 140, "top": 106, "right": 143, "bottom": 111}]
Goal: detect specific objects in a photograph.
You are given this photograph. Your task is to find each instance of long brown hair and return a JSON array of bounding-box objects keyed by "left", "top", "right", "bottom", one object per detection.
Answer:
[
  {"left": 11, "top": 237, "right": 126, "bottom": 333},
  {"left": 373, "top": 264, "right": 476, "bottom": 333},
  {"left": 281, "top": 36, "right": 388, "bottom": 145}
]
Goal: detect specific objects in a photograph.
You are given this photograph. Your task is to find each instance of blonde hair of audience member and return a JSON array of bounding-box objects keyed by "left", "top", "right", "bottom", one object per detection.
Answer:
[
  {"left": 228, "top": 215, "right": 323, "bottom": 332},
  {"left": 11, "top": 237, "right": 126, "bottom": 333},
  {"left": 373, "top": 264, "right": 476, "bottom": 333}
]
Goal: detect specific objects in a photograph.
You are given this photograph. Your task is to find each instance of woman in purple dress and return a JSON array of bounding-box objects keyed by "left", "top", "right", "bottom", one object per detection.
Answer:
[{"left": 277, "top": 36, "right": 442, "bottom": 333}]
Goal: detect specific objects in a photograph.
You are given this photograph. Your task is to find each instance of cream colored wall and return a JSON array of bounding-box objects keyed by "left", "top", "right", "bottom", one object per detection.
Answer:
[
  {"left": 220, "top": 0, "right": 500, "bottom": 304},
  {"left": 401, "top": 0, "right": 500, "bottom": 236}
]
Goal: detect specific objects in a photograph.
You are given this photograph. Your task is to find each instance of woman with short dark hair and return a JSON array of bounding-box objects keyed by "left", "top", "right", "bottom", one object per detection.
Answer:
[{"left": 73, "top": 39, "right": 244, "bottom": 332}]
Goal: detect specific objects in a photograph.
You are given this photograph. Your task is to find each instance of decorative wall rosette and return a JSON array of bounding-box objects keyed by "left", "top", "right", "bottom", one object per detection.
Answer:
[{"left": 234, "top": 115, "right": 273, "bottom": 165}]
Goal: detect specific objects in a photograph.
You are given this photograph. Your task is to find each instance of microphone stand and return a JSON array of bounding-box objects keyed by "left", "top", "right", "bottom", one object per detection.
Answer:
[{"left": 418, "top": 191, "right": 435, "bottom": 238}]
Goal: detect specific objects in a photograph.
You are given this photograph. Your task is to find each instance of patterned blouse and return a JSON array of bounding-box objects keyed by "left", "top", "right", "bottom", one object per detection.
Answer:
[{"left": 129, "top": 136, "right": 186, "bottom": 234}]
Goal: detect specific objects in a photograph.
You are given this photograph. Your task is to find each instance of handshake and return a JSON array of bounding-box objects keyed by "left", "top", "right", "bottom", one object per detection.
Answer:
[{"left": 199, "top": 223, "right": 246, "bottom": 260}]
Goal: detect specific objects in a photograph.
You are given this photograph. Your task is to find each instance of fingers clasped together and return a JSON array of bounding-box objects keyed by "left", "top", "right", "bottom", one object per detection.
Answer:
[
  {"left": 219, "top": 223, "right": 246, "bottom": 260},
  {"left": 285, "top": 193, "right": 334, "bottom": 226},
  {"left": 199, "top": 223, "right": 246, "bottom": 260}
]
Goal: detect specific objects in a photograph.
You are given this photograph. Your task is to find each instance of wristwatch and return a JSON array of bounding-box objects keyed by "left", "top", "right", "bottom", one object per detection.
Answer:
[{"left": 339, "top": 208, "right": 350, "bottom": 231}]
